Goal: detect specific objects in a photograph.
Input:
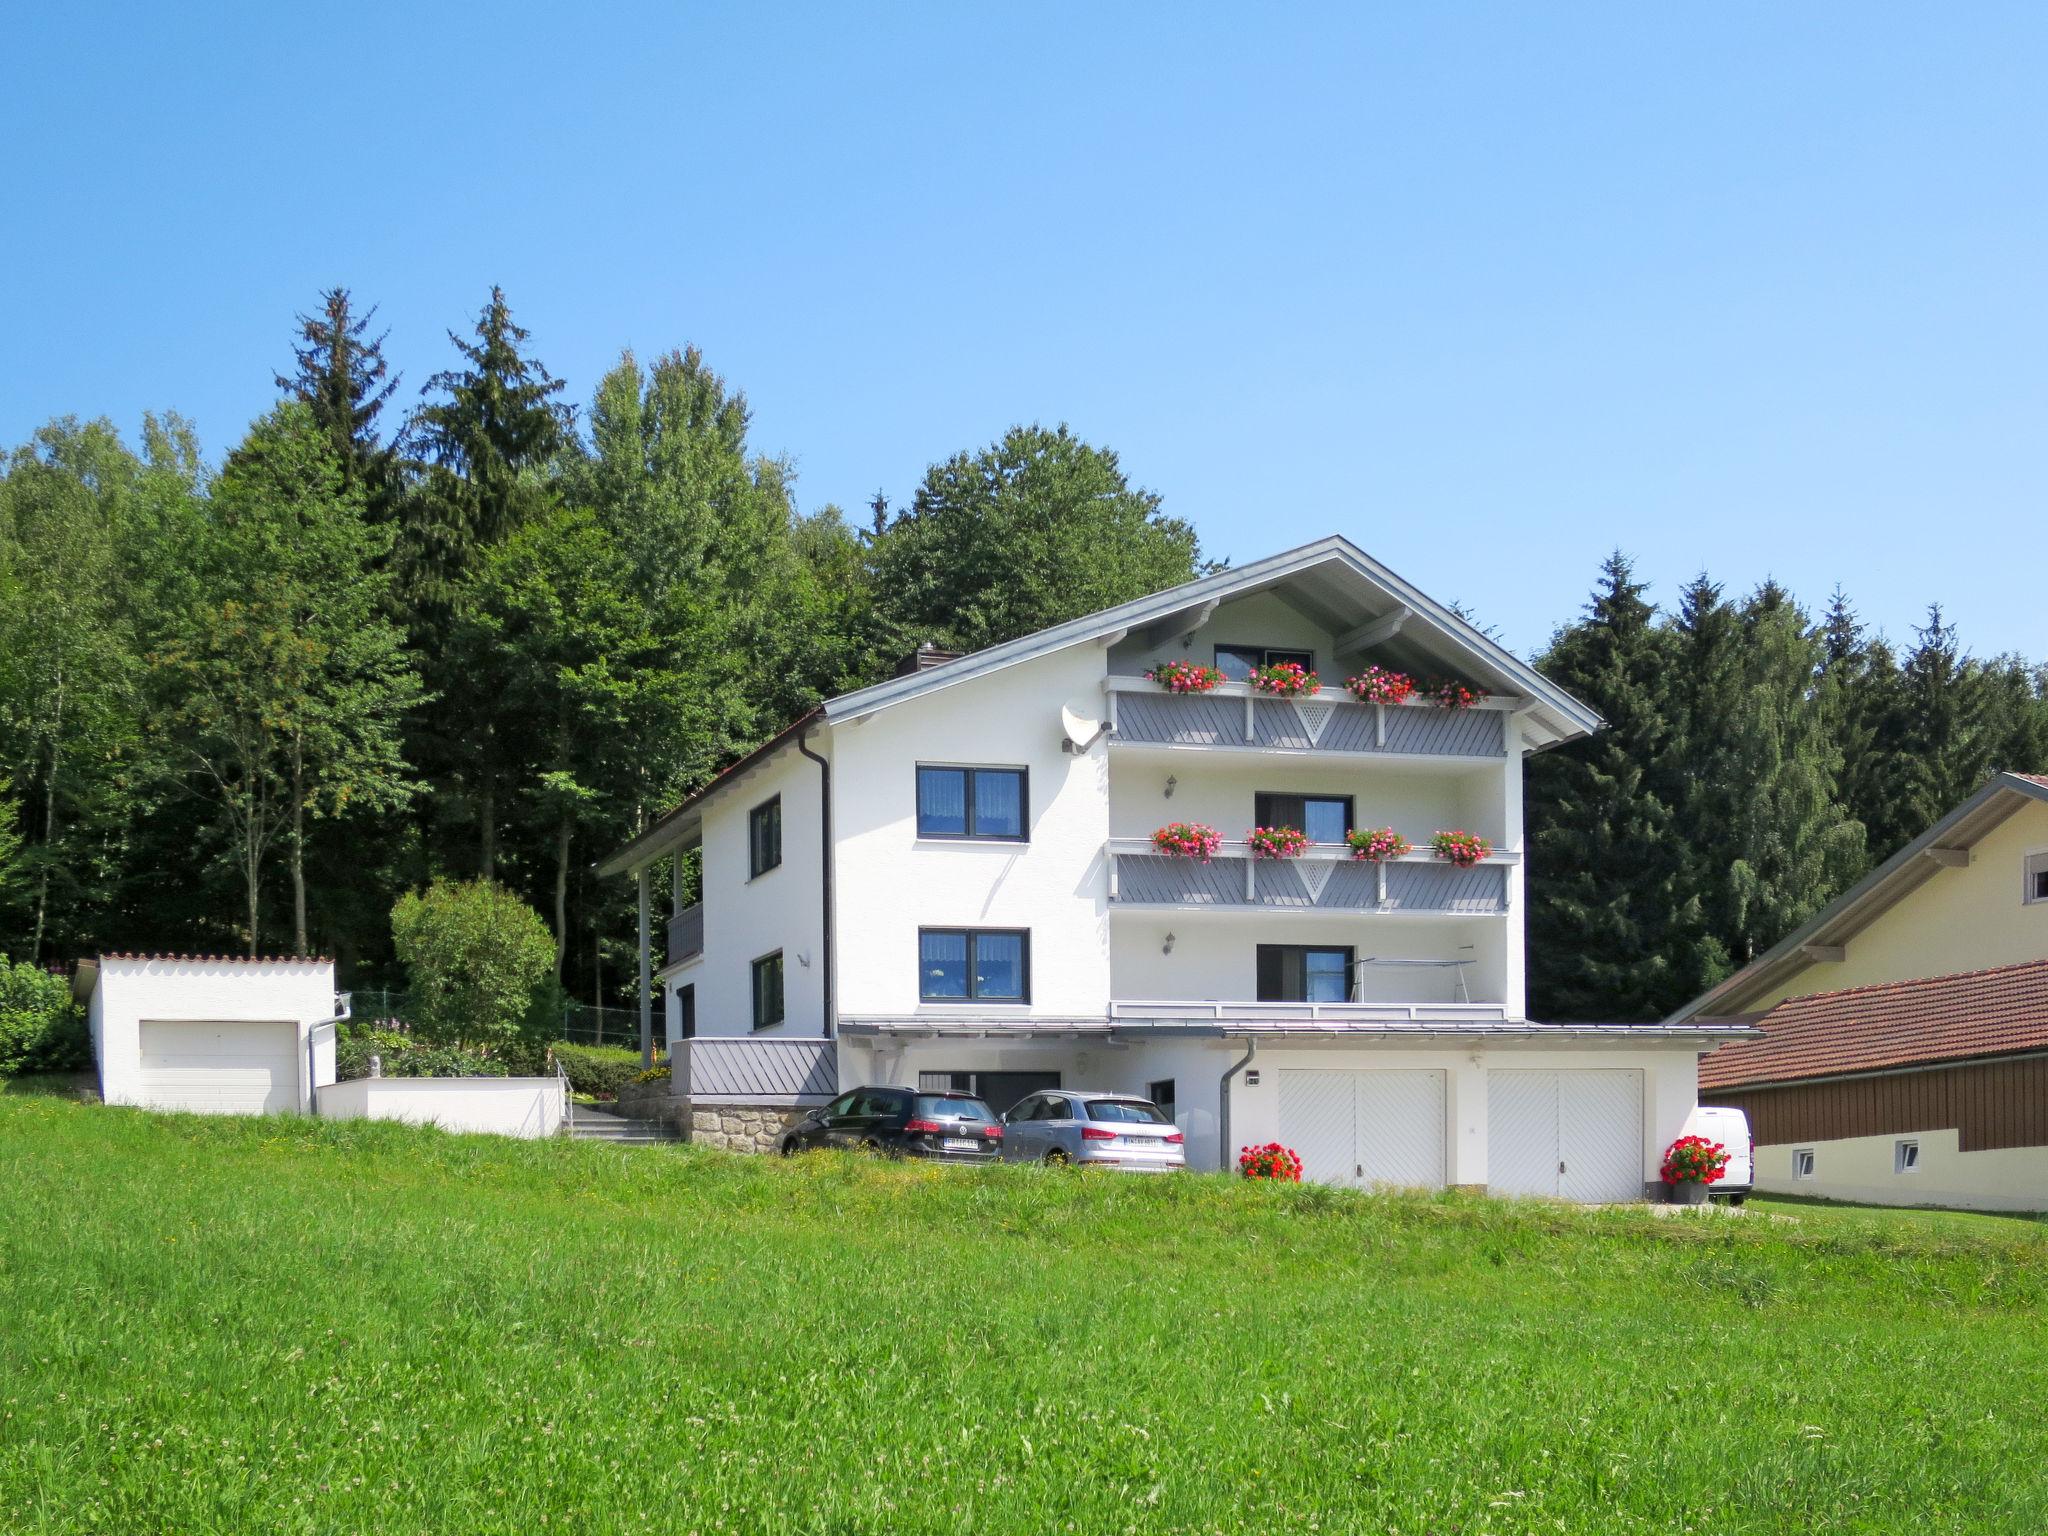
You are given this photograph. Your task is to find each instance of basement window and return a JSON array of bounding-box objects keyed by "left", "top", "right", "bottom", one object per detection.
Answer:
[
  {"left": 1792, "top": 1148, "right": 1816, "bottom": 1180},
  {"left": 1894, "top": 1139, "right": 1920, "bottom": 1175}
]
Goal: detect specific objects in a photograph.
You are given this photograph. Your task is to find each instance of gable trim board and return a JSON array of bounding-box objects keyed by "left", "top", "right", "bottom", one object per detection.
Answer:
[{"left": 1669, "top": 772, "right": 2048, "bottom": 1021}]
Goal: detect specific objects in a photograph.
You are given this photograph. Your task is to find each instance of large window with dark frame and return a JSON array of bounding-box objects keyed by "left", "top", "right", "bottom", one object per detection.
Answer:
[
  {"left": 751, "top": 951, "right": 784, "bottom": 1029},
  {"left": 915, "top": 766, "right": 1027, "bottom": 841},
  {"left": 748, "top": 796, "right": 782, "bottom": 878},
  {"left": 1214, "top": 644, "right": 1315, "bottom": 682},
  {"left": 1253, "top": 792, "right": 1353, "bottom": 844},
  {"left": 919, "top": 928, "right": 1030, "bottom": 1002},
  {"left": 1256, "top": 944, "right": 1355, "bottom": 1004}
]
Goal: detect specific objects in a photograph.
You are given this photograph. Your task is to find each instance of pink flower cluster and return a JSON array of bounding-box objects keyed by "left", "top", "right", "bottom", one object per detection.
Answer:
[
  {"left": 1431, "top": 829, "right": 1492, "bottom": 868},
  {"left": 1144, "top": 659, "right": 1226, "bottom": 694},
  {"left": 1428, "top": 677, "right": 1487, "bottom": 710},
  {"left": 1345, "top": 666, "right": 1416, "bottom": 705},
  {"left": 1345, "top": 827, "right": 1411, "bottom": 862},
  {"left": 1152, "top": 822, "right": 1222, "bottom": 861},
  {"left": 1245, "top": 825, "right": 1311, "bottom": 859},
  {"left": 1248, "top": 662, "right": 1320, "bottom": 697}
]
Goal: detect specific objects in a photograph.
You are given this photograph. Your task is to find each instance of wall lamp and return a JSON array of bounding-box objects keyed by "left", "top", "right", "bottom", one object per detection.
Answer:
[
  {"left": 1162, "top": 932, "right": 1177, "bottom": 956},
  {"left": 1164, "top": 774, "right": 1178, "bottom": 799}
]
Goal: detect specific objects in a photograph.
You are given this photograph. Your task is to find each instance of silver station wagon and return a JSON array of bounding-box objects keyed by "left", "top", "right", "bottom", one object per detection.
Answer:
[{"left": 1000, "top": 1089, "right": 1186, "bottom": 1171}]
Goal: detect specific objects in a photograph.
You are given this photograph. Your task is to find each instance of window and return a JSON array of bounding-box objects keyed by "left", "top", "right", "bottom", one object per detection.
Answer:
[
  {"left": 916, "top": 766, "right": 1027, "bottom": 840},
  {"left": 1215, "top": 645, "right": 1314, "bottom": 682},
  {"left": 2026, "top": 851, "right": 2048, "bottom": 905},
  {"left": 1257, "top": 944, "right": 1354, "bottom": 1003},
  {"left": 1793, "top": 1148, "right": 1816, "bottom": 1180},
  {"left": 1254, "top": 792, "right": 1354, "bottom": 843},
  {"left": 676, "top": 983, "right": 696, "bottom": 1041},
  {"left": 919, "top": 928, "right": 1030, "bottom": 1002},
  {"left": 1148, "top": 1078, "right": 1177, "bottom": 1122},
  {"left": 751, "top": 951, "right": 784, "bottom": 1029},
  {"left": 1086, "top": 1098, "right": 1172, "bottom": 1124},
  {"left": 1895, "top": 1139, "right": 1920, "bottom": 1174},
  {"left": 749, "top": 797, "right": 782, "bottom": 878}
]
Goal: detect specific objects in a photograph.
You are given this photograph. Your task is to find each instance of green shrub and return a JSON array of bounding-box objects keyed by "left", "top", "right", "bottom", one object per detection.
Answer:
[
  {"left": 335, "top": 1024, "right": 511, "bottom": 1081},
  {"left": 0, "top": 956, "right": 90, "bottom": 1077},
  {"left": 552, "top": 1043, "right": 644, "bottom": 1099},
  {"left": 390, "top": 879, "right": 555, "bottom": 1052},
  {"left": 630, "top": 1063, "right": 671, "bottom": 1086}
]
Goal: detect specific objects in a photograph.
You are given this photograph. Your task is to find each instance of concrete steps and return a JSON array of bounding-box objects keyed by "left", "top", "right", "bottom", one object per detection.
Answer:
[{"left": 568, "top": 1107, "right": 682, "bottom": 1145}]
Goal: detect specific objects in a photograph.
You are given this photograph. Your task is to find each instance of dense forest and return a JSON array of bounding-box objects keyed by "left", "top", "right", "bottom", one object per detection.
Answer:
[{"left": 1, "top": 287, "right": 2042, "bottom": 1022}]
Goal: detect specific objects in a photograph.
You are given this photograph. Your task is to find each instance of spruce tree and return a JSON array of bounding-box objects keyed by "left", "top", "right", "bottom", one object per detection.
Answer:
[
  {"left": 274, "top": 288, "right": 399, "bottom": 507},
  {"left": 1526, "top": 554, "right": 1723, "bottom": 1020}
]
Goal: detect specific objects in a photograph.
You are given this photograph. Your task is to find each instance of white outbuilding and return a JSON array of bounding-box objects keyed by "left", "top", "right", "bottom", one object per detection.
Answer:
[{"left": 75, "top": 954, "right": 341, "bottom": 1115}]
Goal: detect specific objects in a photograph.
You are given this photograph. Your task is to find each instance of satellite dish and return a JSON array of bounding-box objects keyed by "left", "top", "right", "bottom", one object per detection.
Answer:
[{"left": 1061, "top": 698, "right": 1108, "bottom": 754}]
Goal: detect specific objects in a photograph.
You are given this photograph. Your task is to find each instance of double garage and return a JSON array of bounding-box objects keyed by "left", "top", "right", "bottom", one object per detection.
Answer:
[{"left": 1274, "top": 1062, "right": 1654, "bottom": 1202}]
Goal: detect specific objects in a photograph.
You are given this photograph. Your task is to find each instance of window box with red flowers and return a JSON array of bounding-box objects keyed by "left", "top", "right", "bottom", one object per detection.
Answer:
[
  {"left": 1239, "top": 1142, "right": 1303, "bottom": 1181},
  {"left": 1144, "top": 659, "right": 1226, "bottom": 694},
  {"left": 1431, "top": 830, "right": 1491, "bottom": 868},
  {"left": 1344, "top": 827, "right": 1412, "bottom": 862},
  {"left": 1660, "top": 1134, "right": 1729, "bottom": 1205},
  {"left": 1152, "top": 822, "right": 1222, "bottom": 861},
  {"left": 1344, "top": 666, "right": 1415, "bottom": 705},
  {"left": 1428, "top": 677, "right": 1488, "bottom": 710},
  {"left": 1245, "top": 825, "right": 1310, "bottom": 859},
  {"left": 1247, "top": 661, "right": 1320, "bottom": 697}
]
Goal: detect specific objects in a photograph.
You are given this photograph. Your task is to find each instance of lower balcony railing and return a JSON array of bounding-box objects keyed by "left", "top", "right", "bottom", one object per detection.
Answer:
[
  {"left": 666, "top": 903, "right": 703, "bottom": 965},
  {"left": 674, "top": 1036, "right": 837, "bottom": 1103},
  {"left": 1107, "top": 840, "right": 1513, "bottom": 913},
  {"left": 1109, "top": 999, "right": 1511, "bottom": 1023}
]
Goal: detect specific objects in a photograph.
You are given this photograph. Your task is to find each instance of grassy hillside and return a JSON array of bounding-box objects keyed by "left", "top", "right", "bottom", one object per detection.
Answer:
[{"left": 2, "top": 1092, "right": 2045, "bottom": 1534}]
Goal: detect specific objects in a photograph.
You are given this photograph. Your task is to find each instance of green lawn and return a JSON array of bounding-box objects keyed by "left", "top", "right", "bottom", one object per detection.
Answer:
[{"left": 3, "top": 1094, "right": 2047, "bottom": 1533}]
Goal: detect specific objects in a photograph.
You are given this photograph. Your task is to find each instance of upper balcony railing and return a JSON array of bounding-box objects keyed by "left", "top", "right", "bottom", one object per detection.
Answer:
[
  {"left": 666, "top": 903, "right": 704, "bottom": 966},
  {"left": 1107, "top": 839, "right": 1515, "bottom": 914},
  {"left": 1103, "top": 676, "right": 1511, "bottom": 759}
]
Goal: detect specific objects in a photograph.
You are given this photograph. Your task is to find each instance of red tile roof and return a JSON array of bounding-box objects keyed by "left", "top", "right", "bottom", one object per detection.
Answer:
[
  {"left": 97, "top": 952, "right": 333, "bottom": 964},
  {"left": 2015, "top": 773, "right": 2048, "bottom": 788},
  {"left": 1699, "top": 959, "right": 2048, "bottom": 1091}
]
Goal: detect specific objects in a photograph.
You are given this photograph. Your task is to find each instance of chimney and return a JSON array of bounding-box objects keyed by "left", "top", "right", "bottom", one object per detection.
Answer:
[{"left": 895, "top": 641, "right": 963, "bottom": 677}]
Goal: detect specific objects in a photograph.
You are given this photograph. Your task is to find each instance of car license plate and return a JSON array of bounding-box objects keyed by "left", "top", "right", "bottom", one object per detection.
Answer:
[{"left": 943, "top": 1137, "right": 979, "bottom": 1151}]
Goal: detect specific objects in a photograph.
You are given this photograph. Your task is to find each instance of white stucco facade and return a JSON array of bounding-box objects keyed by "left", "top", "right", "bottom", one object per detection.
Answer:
[
  {"left": 317, "top": 1076, "right": 567, "bottom": 1140},
  {"left": 82, "top": 955, "right": 339, "bottom": 1114},
  {"left": 1758, "top": 1128, "right": 2048, "bottom": 1214},
  {"left": 608, "top": 537, "right": 1739, "bottom": 1193}
]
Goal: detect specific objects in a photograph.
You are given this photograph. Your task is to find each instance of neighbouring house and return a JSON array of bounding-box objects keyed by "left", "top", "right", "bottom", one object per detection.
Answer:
[
  {"left": 601, "top": 535, "right": 1751, "bottom": 1193},
  {"left": 1677, "top": 772, "right": 2048, "bottom": 1212},
  {"left": 76, "top": 954, "right": 341, "bottom": 1115}
]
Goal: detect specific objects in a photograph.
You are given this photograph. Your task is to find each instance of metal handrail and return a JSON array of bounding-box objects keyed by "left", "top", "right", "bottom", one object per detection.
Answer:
[{"left": 554, "top": 1052, "right": 573, "bottom": 1135}]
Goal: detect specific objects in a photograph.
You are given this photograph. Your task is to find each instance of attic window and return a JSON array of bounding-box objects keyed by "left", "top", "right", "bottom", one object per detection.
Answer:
[{"left": 2026, "top": 851, "right": 2048, "bottom": 905}]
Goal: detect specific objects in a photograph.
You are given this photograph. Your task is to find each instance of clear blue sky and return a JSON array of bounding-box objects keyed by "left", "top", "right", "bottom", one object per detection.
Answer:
[{"left": 5, "top": 3, "right": 2044, "bottom": 660}]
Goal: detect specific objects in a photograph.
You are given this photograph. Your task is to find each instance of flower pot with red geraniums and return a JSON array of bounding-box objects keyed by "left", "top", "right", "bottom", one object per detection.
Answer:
[
  {"left": 1428, "top": 677, "right": 1487, "bottom": 709},
  {"left": 1344, "top": 827, "right": 1411, "bottom": 862},
  {"left": 1247, "top": 661, "right": 1320, "bottom": 697},
  {"left": 1660, "top": 1135, "right": 1728, "bottom": 1205},
  {"left": 1239, "top": 1142, "right": 1303, "bottom": 1181},
  {"left": 1152, "top": 822, "right": 1222, "bottom": 861},
  {"left": 1344, "top": 666, "right": 1415, "bottom": 705},
  {"left": 1431, "top": 830, "right": 1491, "bottom": 868},
  {"left": 1245, "top": 825, "right": 1310, "bottom": 860},
  {"left": 1144, "top": 659, "right": 1226, "bottom": 694}
]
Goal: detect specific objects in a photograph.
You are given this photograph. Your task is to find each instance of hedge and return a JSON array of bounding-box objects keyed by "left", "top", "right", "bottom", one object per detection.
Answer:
[
  {"left": 551, "top": 1043, "right": 645, "bottom": 1099},
  {"left": 0, "top": 956, "right": 91, "bottom": 1077}
]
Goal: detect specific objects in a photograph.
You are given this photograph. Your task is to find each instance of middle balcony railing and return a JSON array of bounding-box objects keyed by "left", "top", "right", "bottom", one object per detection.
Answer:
[{"left": 1107, "top": 839, "right": 1515, "bottom": 914}]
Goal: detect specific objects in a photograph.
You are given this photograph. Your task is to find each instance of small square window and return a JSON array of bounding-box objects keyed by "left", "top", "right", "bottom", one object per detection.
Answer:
[
  {"left": 1792, "top": 1148, "right": 1816, "bottom": 1180},
  {"left": 2026, "top": 851, "right": 2048, "bottom": 905},
  {"left": 749, "top": 797, "right": 782, "bottom": 879},
  {"left": 1895, "top": 1139, "right": 1920, "bottom": 1174}
]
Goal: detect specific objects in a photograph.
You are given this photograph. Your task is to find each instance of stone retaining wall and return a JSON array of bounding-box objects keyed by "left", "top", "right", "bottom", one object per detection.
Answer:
[{"left": 612, "top": 1087, "right": 807, "bottom": 1154}]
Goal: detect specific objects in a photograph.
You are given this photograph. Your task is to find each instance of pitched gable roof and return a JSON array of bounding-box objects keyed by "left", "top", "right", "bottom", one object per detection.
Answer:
[
  {"left": 1698, "top": 959, "right": 2048, "bottom": 1092},
  {"left": 1669, "top": 771, "right": 2048, "bottom": 1021},
  {"left": 819, "top": 535, "right": 1603, "bottom": 750}
]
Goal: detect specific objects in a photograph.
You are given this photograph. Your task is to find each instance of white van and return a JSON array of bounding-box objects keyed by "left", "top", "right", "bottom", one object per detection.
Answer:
[{"left": 1690, "top": 1105, "right": 1754, "bottom": 1204}]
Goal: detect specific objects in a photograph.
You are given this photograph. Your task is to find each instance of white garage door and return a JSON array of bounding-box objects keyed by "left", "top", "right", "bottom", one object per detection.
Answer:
[
  {"left": 1487, "top": 1069, "right": 1643, "bottom": 1202},
  {"left": 137, "top": 1020, "right": 300, "bottom": 1115},
  {"left": 1277, "top": 1068, "right": 1446, "bottom": 1189}
]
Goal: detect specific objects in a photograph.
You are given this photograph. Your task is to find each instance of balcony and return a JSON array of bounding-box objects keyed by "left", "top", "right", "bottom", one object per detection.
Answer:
[
  {"left": 1104, "top": 677, "right": 1508, "bottom": 760},
  {"left": 673, "top": 1036, "right": 836, "bottom": 1103},
  {"left": 1107, "top": 840, "right": 1514, "bottom": 914},
  {"left": 666, "top": 903, "right": 703, "bottom": 966},
  {"left": 1109, "top": 999, "right": 1511, "bottom": 1024}
]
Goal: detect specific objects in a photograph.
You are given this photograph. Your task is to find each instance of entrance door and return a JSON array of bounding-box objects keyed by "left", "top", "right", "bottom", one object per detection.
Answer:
[
  {"left": 1276, "top": 1068, "right": 1447, "bottom": 1189},
  {"left": 1486, "top": 1069, "right": 1643, "bottom": 1202},
  {"left": 917, "top": 1070, "right": 1060, "bottom": 1119}
]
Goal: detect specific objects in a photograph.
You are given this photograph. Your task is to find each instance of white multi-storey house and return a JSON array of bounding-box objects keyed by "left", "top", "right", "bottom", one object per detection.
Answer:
[{"left": 601, "top": 537, "right": 1748, "bottom": 1197}]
